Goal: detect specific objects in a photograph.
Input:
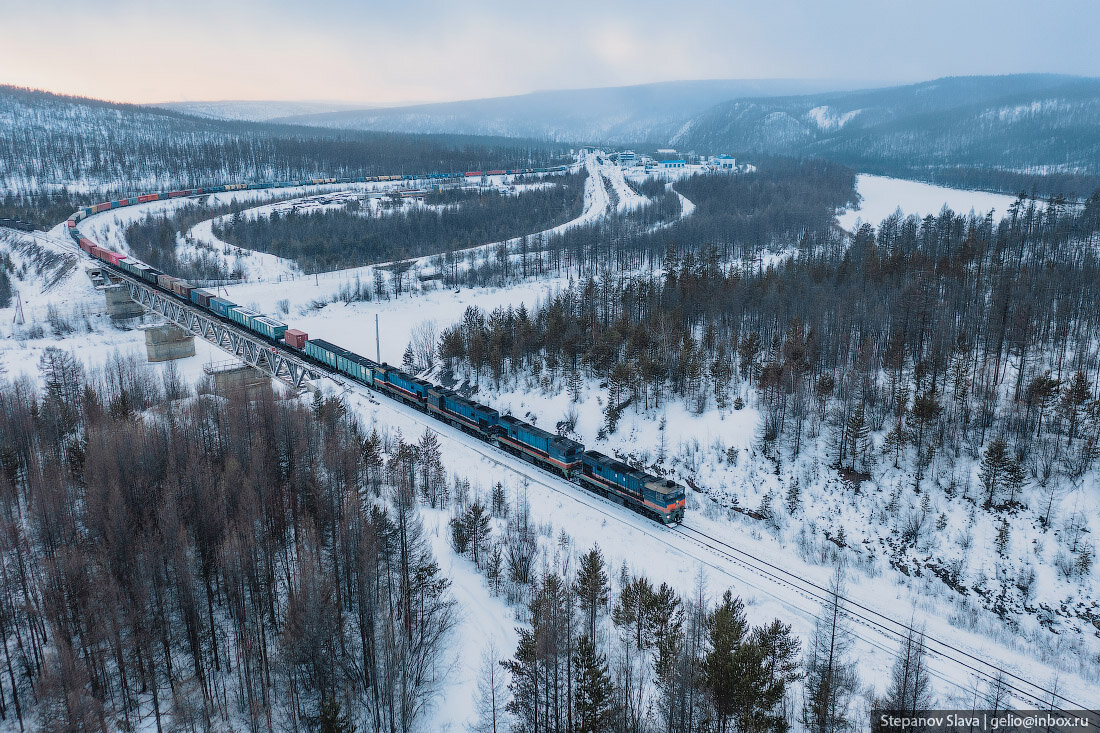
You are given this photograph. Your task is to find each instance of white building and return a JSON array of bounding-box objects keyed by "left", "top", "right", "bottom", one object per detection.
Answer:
[
  {"left": 712, "top": 154, "right": 736, "bottom": 170},
  {"left": 659, "top": 159, "right": 685, "bottom": 169},
  {"left": 618, "top": 150, "right": 636, "bottom": 166}
]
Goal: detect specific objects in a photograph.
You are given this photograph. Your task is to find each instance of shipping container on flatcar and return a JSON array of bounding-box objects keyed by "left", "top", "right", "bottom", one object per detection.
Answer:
[
  {"left": 208, "top": 296, "right": 237, "bottom": 318},
  {"left": 171, "top": 280, "right": 194, "bottom": 299},
  {"left": 99, "top": 249, "right": 125, "bottom": 266},
  {"left": 284, "top": 328, "right": 308, "bottom": 349},
  {"left": 190, "top": 288, "right": 214, "bottom": 308}
]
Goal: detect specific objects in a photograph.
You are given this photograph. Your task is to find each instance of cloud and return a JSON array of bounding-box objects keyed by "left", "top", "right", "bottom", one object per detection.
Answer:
[{"left": 1, "top": 0, "right": 1097, "bottom": 104}]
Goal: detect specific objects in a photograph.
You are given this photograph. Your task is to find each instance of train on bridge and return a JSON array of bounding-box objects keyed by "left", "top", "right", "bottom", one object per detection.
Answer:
[{"left": 66, "top": 167, "right": 686, "bottom": 525}]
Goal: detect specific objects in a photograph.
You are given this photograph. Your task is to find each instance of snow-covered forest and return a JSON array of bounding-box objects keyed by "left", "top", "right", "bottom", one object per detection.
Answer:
[{"left": 1, "top": 66, "right": 1099, "bottom": 731}]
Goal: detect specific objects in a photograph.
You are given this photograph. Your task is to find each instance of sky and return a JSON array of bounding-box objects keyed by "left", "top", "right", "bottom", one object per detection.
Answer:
[{"left": 3, "top": 0, "right": 1099, "bottom": 105}]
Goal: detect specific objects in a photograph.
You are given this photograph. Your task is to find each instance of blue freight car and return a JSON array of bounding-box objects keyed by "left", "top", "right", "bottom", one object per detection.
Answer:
[
  {"left": 253, "top": 316, "right": 288, "bottom": 341},
  {"left": 304, "top": 338, "right": 347, "bottom": 369},
  {"left": 229, "top": 307, "right": 261, "bottom": 331},
  {"left": 336, "top": 351, "right": 375, "bottom": 385}
]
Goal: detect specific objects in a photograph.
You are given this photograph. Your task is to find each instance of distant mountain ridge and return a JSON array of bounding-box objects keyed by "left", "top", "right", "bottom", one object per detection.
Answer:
[
  {"left": 263, "top": 74, "right": 1100, "bottom": 193},
  {"left": 269, "top": 79, "right": 866, "bottom": 143},
  {"left": 675, "top": 75, "right": 1100, "bottom": 179},
  {"left": 153, "top": 100, "right": 364, "bottom": 122}
]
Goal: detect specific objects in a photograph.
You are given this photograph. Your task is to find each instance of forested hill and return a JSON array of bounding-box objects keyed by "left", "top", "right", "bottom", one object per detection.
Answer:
[
  {"left": 675, "top": 74, "right": 1100, "bottom": 196},
  {"left": 267, "top": 74, "right": 1100, "bottom": 197},
  {"left": 0, "top": 85, "right": 568, "bottom": 225},
  {"left": 267, "top": 79, "right": 855, "bottom": 143}
]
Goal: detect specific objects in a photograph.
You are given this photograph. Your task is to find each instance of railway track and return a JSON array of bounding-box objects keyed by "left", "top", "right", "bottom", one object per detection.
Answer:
[
  {"left": 63, "top": 170, "right": 1100, "bottom": 721},
  {"left": 334, "top": 375, "right": 1098, "bottom": 720}
]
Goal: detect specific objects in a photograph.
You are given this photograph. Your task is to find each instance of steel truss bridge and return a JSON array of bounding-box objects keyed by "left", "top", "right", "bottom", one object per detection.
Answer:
[{"left": 108, "top": 271, "right": 327, "bottom": 389}]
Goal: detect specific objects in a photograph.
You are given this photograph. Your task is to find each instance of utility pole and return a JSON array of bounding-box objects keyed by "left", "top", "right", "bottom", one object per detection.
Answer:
[{"left": 375, "top": 313, "right": 381, "bottom": 363}]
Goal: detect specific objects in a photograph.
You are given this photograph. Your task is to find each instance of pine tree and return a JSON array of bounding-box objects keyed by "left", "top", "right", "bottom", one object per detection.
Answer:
[
  {"left": 575, "top": 546, "right": 610, "bottom": 643},
  {"left": 845, "top": 404, "right": 870, "bottom": 472},
  {"left": 402, "top": 343, "right": 417, "bottom": 372},
  {"left": 910, "top": 391, "right": 941, "bottom": 460},
  {"left": 491, "top": 482, "right": 508, "bottom": 518},
  {"left": 786, "top": 480, "right": 801, "bottom": 516},
  {"left": 569, "top": 369, "right": 583, "bottom": 403},
  {"left": 464, "top": 500, "right": 492, "bottom": 568},
  {"left": 1025, "top": 372, "right": 1061, "bottom": 437},
  {"left": 613, "top": 575, "right": 654, "bottom": 651},
  {"left": 882, "top": 416, "right": 907, "bottom": 469},
  {"left": 704, "top": 590, "right": 749, "bottom": 733},
  {"left": 1060, "top": 371, "right": 1092, "bottom": 447},
  {"left": 485, "top": 544, "right": 504, "bottom": 596},
  {"left": 311, "top": 696, "right": 354, "bottom": 733},
  {"left": 980, "top": 439, "right": 1010, "bottom": 508},
  {"left": 573, "top": 635, "right": 616, "bottom": 733}
]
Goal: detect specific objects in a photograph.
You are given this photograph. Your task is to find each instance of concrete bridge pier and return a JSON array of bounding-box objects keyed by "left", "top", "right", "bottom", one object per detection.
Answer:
[
  {"left": 144, "top": 324, "right": 196, "bottom": 362},
  {"left": 105, "top": 284, "right": 145, "bottom": 319}
]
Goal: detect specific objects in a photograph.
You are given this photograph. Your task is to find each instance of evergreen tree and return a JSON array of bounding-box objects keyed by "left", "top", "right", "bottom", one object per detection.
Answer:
[
  {"left": 704, "top": 590, "right": 749, "bottom": 733},
  {"left": 1060, "top": 371, "right": 1092, "bottom": 446},
  {"left": 980, "top": 439, "right": 1010, "bottom": 508},
  {"left": 491, "top": 481, "right": 508, "bottom": 518},
  {"left": 402, "top": 344, "right": 417, "bottom": 372},
  {"left": 883, "top": 416, "right": 907, "bottom": 469},
  {"left": 575, "top": 545, "right": 610, "bottom": 643},
  {"left": 573, "top": 635, "right": 616, "bottom": 733},
  {"left": 1025, "top": 372, "right": 1061, "bottom": 437},
  {"left": 845, "top": 404, "right": 870, "bottom": 472}
]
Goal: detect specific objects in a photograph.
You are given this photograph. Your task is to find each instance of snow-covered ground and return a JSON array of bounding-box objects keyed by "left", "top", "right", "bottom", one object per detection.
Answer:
[
  {"left": 5, "top": 156, "right": 1097, "bottom": 730},
  {"left": 839, "top": 174, "right": 1020, "bottom": 230}
]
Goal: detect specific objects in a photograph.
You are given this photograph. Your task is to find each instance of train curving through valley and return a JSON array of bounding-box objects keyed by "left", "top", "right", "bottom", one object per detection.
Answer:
[{"left": 66, "top": 167, "right": 687, "bottom": 525}]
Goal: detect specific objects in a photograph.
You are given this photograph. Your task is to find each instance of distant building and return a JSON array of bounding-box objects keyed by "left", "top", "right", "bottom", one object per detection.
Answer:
[
  {"left": 659, "top": 159, "right": 685, "bottom": 169},
  {"left": 618, "top": 150, "right": 636, "bottom": 166},
  {"left": 657, "top": 148, "right": 677, "bottom": 154},
  {"left": 713, "top": 154, "right": 736, "bottom": 169}
]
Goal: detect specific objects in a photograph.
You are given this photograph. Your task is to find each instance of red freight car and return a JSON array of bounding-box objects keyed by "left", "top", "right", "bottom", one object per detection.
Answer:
[
  {"left": 137, "top": 194, "right": 159, "bottom": 203},
  {"left": 464, "top": 171, "right": 482, "bottom": 177},
  {"left": 99, "top": 250, "right": 125, "bottom": 266},
  {"left": 284, "top": 329, "right": 308, "bottom": 349},
  {"left": 487, "top": 170, "right": 506, "bottom": 175}
]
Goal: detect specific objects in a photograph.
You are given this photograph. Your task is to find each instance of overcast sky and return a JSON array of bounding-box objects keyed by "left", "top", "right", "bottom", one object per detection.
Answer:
[{"left": 4, "top": 0, "right": 1098, "bottom": 105}]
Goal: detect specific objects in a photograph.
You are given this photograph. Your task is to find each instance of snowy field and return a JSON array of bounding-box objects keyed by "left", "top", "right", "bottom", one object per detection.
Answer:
[
  {"left": 839, "top": 174, "right": 1020, "bottom": 230},
  {"left": 2, "top": 155, "right": 1097, "bottom": 730}
]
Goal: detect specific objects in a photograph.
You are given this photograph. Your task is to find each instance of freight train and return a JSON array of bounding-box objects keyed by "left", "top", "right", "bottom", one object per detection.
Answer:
[{"left": 65, "top": 168, "right": 686, "bottom": 525}]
